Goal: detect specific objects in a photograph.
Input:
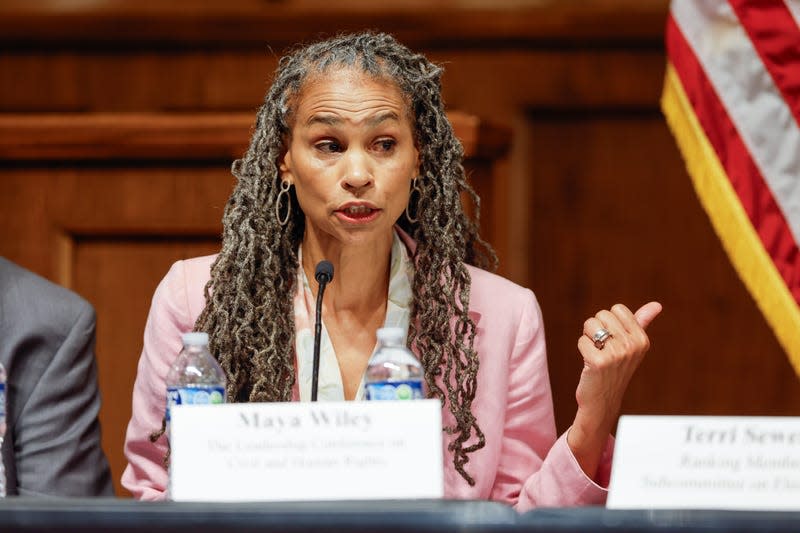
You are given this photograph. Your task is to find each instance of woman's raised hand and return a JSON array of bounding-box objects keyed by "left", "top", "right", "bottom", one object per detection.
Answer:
[{"left": 567, "top": 301, "right": 662, "bottom": 480}]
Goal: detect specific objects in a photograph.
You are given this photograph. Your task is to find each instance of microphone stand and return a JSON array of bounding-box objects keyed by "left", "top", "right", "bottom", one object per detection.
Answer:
[{"left": 312, "top": 260, "right": 334, "bottom": 402}]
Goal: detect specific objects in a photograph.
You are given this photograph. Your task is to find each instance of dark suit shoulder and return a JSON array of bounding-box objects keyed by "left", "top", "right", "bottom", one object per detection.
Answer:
[{"left": 0, "top": 257, "right": 94, "bottom": 340}]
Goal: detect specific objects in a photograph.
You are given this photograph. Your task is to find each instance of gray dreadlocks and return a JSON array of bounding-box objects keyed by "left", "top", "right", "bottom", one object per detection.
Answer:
[{"left": 194, "top": 32, "right": 497, "bottom": 485}]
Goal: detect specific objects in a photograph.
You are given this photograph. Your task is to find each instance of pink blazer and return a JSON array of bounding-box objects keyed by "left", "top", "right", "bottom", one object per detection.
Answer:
[{"left": 122, "top": 248, "right": 612, "bottom": 510}]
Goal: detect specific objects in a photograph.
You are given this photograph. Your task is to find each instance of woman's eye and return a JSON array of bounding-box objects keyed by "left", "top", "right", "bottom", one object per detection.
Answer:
[
  {"left": 375, "top": 139, "right": 396, "bottom": 152},
  {"left": 316, "top": 141, "right": 342, "bottom": 153}
]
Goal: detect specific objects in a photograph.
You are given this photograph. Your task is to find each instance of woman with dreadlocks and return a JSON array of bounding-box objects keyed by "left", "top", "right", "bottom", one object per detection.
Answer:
[{"left": 122, "top": 32, "right": 661, "bottom": 509}]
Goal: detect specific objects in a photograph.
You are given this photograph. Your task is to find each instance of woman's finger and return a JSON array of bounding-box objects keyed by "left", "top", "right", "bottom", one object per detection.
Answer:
[
  {"left": 582, "top": 317, "right": 606, "bottom": 338},
  {"left": 610, "top": 303, "right": 633, "bottom": 330},
  {"left": 596, "top": 308, "right": 625, "bottom": 336},
  {"left": 577, "top": 335, "right": 598, "bottom": 359},
  {"left": 582, "top": 316, "right": 615, "bottom": 351},
  {"left": 634, "top": 301, "right": 663, "bottom": 329}
]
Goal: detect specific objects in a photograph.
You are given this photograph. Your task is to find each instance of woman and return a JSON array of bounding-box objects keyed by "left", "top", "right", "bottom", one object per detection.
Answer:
[{"left": 122, "top": 32, "right": 661, "bottom": 509}]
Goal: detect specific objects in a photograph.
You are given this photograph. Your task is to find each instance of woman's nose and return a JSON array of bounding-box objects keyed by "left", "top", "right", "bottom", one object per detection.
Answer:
[{"left": 341, "top": 150, "right": 373, "bottom": 191}]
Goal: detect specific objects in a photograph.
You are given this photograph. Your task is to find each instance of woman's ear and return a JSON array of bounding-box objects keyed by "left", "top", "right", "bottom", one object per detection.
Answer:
[{"left": 278, "top": 147, "right": 292, "bottom": 180}]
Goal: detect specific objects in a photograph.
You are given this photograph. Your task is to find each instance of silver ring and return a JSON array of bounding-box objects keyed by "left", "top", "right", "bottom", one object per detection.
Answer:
[{"left": 592, "top": 328, "right": 612, "bottom": 350}]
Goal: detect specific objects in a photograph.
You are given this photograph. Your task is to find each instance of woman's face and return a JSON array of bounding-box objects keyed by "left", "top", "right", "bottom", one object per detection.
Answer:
[{"left": 279, "top": 68, "right": 419, "bottom": 250}]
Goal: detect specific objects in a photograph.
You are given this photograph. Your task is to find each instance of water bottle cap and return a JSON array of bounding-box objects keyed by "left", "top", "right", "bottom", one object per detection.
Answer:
[
  {"left": 376, "top": 327, "right": 405, "bottom": 344},
  {"left": 182, "top": 331, "right": 209, "bottom": 346}
]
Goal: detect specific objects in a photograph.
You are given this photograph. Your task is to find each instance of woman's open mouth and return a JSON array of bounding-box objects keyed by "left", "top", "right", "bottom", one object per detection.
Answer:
[{"left": 335, "top": 204, "right": 380, "bottom": 223}]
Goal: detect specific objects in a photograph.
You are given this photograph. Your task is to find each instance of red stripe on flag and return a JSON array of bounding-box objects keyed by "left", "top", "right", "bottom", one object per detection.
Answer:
[
  {"left": 729, "top": 0, "right": 800, "bottom": 130},
  {"left": 666, "top": 13, "right": 800, "bottom": 302}
]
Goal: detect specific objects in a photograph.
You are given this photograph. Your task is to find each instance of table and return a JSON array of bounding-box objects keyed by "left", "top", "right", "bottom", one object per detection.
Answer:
[{"left": 0, "top": 499, "right": 798, "bottom": 532}]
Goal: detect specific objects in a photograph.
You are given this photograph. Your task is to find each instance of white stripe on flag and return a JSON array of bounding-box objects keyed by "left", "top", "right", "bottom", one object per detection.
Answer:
[{"left": 671, "top": 0, "right": 800, "bottom": 244}]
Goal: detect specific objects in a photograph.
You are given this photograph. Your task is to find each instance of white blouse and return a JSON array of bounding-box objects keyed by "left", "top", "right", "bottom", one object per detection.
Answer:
[{"left": 294, "top": 231, "right": 414, "bottom": 401}]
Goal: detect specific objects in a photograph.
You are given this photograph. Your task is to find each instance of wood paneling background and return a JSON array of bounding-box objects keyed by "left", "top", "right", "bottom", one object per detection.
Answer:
[{"left": 1, "top": 0, "right": 798, "bottom": 496}]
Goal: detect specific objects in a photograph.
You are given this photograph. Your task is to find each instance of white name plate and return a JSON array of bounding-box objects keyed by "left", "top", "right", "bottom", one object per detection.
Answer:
[
  {"left": 169, "top": 400, "right": 443, "bottom": 502},
  {"left": 607, "top": 415, "right": 800, "bottom": 510}
]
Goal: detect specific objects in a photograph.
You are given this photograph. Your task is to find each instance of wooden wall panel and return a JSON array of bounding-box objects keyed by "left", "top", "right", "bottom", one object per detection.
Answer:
[
  {"left": 0, "top": 166, "right": 235, "bottom": 494},
  {"left": 0, "top": 49, "right": 666, "bottom": 114},
  {"left": 527, "top": 114, "right": 800, "bottom": 433},
  {"left": 75, "top": 238, "right": 221, "bottom": 495},
  {"left": 0, "top": 0, "right": 669, "bottom": 47},
  {"left": 0, "top": 52, "right": 276, "bottom": 112}
]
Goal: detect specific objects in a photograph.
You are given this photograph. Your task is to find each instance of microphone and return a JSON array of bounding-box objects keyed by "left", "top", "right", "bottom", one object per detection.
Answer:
[{"left": 311, "top": 260, "right": 334, "bottom": 402}]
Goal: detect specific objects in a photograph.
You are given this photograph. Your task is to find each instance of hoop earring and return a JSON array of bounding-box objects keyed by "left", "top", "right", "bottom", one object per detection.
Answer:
[
  {"left": 405, "top": 177, "right": 422, "bottom": 224},
  {"left": 275, "top": 180, "right": 292, "bottom": 227}
]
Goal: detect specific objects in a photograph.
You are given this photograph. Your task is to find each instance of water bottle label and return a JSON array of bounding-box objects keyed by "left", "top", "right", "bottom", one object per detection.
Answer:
[
  {"left": 166, "top": 385, "right": 225, "bottom": 421},
  {"left": 364, "top": 379, "right": 424, "bottom": 401}
]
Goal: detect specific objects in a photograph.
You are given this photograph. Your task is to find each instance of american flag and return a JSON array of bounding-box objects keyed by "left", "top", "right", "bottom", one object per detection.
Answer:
[{"left": 662, "top": 0, "right": 800, "bottom": 375}]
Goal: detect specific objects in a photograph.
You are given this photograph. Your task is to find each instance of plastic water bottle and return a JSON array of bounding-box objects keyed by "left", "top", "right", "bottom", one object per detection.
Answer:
[
  {"left": 0, "top": 362, "right": 6, "bottom": 497},
  {"left": 364, "top": 327, "right": 425, "bottom": 400},
  {"left": 165, "top": 332, "right": 226, "bottom": 433}
]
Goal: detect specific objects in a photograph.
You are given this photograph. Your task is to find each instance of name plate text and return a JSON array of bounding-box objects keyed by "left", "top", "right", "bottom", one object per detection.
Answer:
[
  {"left": 607, "top": 415, "right": 800, "bottom": 510},
  {"left": 169, "top": 400, "right": 444, "bottom": 501}
]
